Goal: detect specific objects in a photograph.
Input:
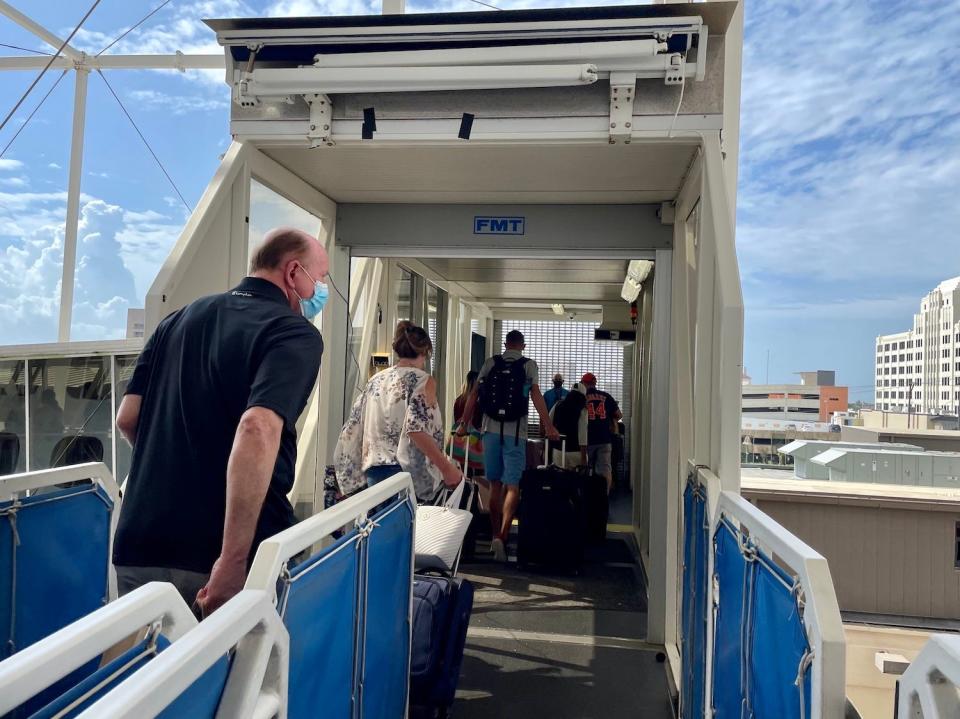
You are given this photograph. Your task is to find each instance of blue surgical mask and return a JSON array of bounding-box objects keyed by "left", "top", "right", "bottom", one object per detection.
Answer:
[{"left": 295, "top": 265, "right": 329, "bottom": 320}]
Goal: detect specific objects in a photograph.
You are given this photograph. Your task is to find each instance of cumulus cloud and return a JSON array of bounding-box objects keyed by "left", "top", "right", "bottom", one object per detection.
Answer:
[
  {"left": 127, "top": 89, "right": 230, "bottom": 115},
  {"left": 0, "top": 193, "right": 182, "bottom": 344}
]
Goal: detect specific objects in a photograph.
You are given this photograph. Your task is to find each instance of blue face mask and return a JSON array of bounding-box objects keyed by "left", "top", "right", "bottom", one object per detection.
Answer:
[{"left": 296, "top": 265, "right": 329, "bottom": 320}]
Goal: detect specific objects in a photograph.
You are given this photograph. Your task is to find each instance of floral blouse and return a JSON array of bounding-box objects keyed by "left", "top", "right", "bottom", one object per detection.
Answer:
[{"left": 334, "top": 366, "right": 445, "bottom": 502}]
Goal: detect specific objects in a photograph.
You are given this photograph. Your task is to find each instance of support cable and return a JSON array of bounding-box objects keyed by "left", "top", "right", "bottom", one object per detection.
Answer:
[
  {"left": 468, "top": 0, "right": 502, "bottom": 9},
  {"left": 0, "top": 69, "right": 68, "bottom": 160},
  {"left": 0, "top": 42, "right": 52, "bottom": 55},
  {"left": 95, "top": 69, "right": 191, "bottom": 212},
  {"left": 0, "top": 0, "right": 102, "bottom": 135},
  {"left": 96, "top": 0, "right": 174, "bottom": 57}
]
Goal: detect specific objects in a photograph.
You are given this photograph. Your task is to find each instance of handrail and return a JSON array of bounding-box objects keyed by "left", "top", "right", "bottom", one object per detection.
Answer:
[
  {"left": 696, "top": 465, "right": 846, "bottom": 719},
  {"left": 79, "top": 589, "right": 289, "bottom": 719},
  {"left": 897, "top": 634, "right": 960, "bottom": 718},
  {"left": 0, "top": 582, "right": 195, "bottom": 714},
  {"left": 0, "top": 461, "right": 120, "bottom": 503},
  {"left": 246, "top": 472, "right": 416, "bottom": 598}
]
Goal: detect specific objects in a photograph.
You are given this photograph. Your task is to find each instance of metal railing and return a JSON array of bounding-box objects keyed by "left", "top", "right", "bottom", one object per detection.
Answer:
[
  {"left": 0, "top": 582, "right": 288, "bottom": 719},
  {"left": 681, "top": 462, "right": 846, "bottom": 719},
  {"left": 246, "top": 472, "right": 416, "bottom": 719},
  {"left": 897, "top": 634, "right": 960, "bottom": 719}
]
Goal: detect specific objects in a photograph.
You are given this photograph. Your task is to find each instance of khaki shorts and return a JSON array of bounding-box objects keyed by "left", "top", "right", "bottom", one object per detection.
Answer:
[{"left": 587, "top": 443, "right": 613, "bottom": 478}]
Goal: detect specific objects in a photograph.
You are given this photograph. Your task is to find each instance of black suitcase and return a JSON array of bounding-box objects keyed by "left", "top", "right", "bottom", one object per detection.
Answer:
[
  {"left": 583, "top": 470, "right": 609, "bottom": 543},
  {"left": 517, "top": 442, "right": 587, "bottom": 571}
]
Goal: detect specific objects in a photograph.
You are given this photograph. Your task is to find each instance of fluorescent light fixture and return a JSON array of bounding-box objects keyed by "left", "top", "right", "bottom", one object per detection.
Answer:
[
  {"left": 313, "top": 40, "right": 665, "bottom": 69},
  {"left": 552, "top": 304, "right": 565, "bottom": 315},
  {"left": 241, "top": 64, "right": 598, "bottom": 97}
]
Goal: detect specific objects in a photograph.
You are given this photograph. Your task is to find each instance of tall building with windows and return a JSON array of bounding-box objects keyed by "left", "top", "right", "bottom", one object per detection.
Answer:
[{"left": 875, "top": 276, "right": 960, "bottom": 414}]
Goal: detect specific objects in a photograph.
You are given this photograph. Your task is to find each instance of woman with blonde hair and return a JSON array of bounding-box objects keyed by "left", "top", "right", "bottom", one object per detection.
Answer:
[{"left": 335, "top": 321, "right": 463, "bottom": 501}]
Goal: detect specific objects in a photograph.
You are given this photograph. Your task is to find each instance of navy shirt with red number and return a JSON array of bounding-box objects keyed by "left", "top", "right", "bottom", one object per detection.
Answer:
[{"left": 585, "top": 389, "right": 620, "bottom": 446}]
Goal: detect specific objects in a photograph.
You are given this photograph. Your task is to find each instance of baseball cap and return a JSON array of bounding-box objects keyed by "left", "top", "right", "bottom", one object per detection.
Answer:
[{"left": 581, "top": 372, "right": 597, "bottom": 385}]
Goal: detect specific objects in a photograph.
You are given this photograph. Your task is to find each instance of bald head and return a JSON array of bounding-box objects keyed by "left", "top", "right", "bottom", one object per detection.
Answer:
[{"left": 250, "top": 227, "right": 329, "bottom": 314}]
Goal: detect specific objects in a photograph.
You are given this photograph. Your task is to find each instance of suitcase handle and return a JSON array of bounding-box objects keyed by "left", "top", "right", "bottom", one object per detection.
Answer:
[{"left": 543, "top": 435, "right": 566, "bottom": 467}]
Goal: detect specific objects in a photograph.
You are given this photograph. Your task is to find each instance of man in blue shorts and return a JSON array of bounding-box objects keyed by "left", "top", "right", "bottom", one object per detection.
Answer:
[{"left": 457, "top": 330, "right": 559, "bottom": 562}]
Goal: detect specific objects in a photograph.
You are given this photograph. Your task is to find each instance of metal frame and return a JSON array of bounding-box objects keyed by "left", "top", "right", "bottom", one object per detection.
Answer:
[
  {"left": 898, "top": 634, "right": 960, "bottom": 719},
  {"left": 0, "top": 582, "right": 195, "bottom": 715},
  {"left": 80, "top": 590, "right": 289, "bottom": 719},
  {"left": 693, "top": 465, "right": 846, "bottom": 719},
  {"left": 245, "top": 472, "right": 415, "bottom": 597},
  {"left": 1, "top": 461, "right": 122, "bottom": 599}
]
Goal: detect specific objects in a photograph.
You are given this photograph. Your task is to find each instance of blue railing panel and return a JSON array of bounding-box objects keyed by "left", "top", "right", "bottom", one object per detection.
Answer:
[
  {"left": 712, "top": 518, "right": 813, "bottom": 719},
  {"left": 0, "top": 485, "right": 112, "bottom": 659},
  {"left": 712, "top": 520, "right": 746, "bottom": 719},
  {"left": 680, "top": 480, "right": 708, "bottom": 719},
  {"left": 750, "top": 557, "right": 811, "bottom": 719},
  {"left": 361, "top": 499, "right": 414, "bottom": 719},
  {"left": 281, "top": 529, "right": 362, "bottom": 719},
  {"left": 156, "top": 652, "right": 231, "bottom": 718}
]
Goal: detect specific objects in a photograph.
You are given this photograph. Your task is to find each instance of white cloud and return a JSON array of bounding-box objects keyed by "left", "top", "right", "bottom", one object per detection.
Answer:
[
  {"left": 87, "top": 171, "right": 111, "bottom": 179},
  {"left": 47, "top": 163, "right": 61, "bottom": 170},
  {"left": 0, "top": 159, "right": 24, "bottom": 172},
  {"left": 0, "top": 177, "right": 28, "bottom": 188},
  {"left": 0, "top": 193, "right": 182, "bottom": 344},
  {"left": 127, "top": 89, "right": 230, "bottom": 115}
]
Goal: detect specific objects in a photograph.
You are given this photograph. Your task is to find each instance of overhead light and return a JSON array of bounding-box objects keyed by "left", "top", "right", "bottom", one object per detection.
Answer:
[
  {"left": 551, "top": 304, "right": 565, "bottom": 315},
  {"left": 240, "top": 64, "right": 598, "bottom": 98}
]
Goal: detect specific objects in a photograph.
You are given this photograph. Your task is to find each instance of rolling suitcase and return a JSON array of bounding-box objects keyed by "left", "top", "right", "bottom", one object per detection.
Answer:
[
  {"left": 517, "top": 439, "right": 587, "bottom": 572},
  {"left": 583, "top": 469, "right": 609, "bottom": 543},
  {"left": 410, "top": 574, "right": 475, "bottom": 718}
]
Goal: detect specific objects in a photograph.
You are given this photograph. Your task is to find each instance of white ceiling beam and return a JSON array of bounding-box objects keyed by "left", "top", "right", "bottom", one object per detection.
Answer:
[
  {"left": 0, "top": 53, "right": 225, "bottom": 71},
  {"left": 0, "top": 0, "right": 83, "bottom": 62}
]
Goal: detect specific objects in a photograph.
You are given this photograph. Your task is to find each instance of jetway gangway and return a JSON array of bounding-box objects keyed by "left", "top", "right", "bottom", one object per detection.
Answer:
[{"left": 6, "top": 1, "right": 956, "bottom": 716}]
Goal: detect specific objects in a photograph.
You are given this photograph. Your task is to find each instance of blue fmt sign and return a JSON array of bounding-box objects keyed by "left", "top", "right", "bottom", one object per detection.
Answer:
[{"left": 474, "top": 216, "right": 525, "bottom": 235}]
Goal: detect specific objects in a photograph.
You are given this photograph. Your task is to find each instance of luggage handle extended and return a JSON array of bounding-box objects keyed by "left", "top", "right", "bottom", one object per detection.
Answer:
[{"left": 542, "top": 435, "right": 566, "bottom": 468}]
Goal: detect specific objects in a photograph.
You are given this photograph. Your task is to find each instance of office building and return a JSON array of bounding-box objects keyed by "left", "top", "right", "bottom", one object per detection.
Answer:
[{"left": 875, "top": 276, "right": 960, "bottom": 415}]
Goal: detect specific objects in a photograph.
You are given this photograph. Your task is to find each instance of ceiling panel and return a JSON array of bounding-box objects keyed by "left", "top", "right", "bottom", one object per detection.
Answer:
[{"left": 264, "top": 142, "right": 695, "bottom": 204}]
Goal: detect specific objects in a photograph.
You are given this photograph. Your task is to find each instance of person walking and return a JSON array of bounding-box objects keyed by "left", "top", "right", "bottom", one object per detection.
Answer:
[
  {"left": 113, "top": 227, "right": 328, "bottom": 616},
  {"left": 335, "top": 321, "right": 463, "bottom": 502},
  {"left": 457, "top": 330, "right": 559, "bottom": 562},
  {"left": 542, "top": 373, "right": 568, "bottom": 412},
  {"left": 581, "top": 373, "right": 623, "bottom": 494},
  {"left": 548, "top": 382, "right": 589, "bottom": 469}
]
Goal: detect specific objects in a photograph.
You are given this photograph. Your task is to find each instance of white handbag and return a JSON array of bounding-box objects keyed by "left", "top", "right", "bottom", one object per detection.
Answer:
[{"left": 414, "top": 451, "right": 474, "bottom": 575}]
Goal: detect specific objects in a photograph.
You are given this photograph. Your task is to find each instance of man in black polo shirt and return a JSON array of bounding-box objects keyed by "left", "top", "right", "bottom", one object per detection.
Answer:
[{"left": 113, "top": 227, "right": 327, "bottom": 615}]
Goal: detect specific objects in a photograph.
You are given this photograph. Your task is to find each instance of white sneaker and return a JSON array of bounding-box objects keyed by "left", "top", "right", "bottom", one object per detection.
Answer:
[{"left": 491, "top": 537, "right": 507, "bottom": 563}]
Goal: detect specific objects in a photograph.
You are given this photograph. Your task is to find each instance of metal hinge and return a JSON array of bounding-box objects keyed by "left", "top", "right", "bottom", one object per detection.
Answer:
[
  {"left": 306, "top": 93, "right": 334, "bottom": 148},
  {"left": 608, "top": 72, "right": 636, "bottom": 145}
]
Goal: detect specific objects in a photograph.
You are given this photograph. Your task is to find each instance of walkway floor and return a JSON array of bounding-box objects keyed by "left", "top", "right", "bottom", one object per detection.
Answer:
[{"left": 453, "top": 491, "right": 675, "bottom": 718}]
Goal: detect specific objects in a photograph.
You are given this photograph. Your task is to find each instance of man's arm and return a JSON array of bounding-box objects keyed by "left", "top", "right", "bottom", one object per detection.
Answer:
[
  {"left": 456, "top": 386, "right": 480, "bottom": 436},
  {"left": 197, "top": 406, "right": 282, "bottom": 615},
  {"left": 530, "top": 385, "right": 560, "bottom": 440},
  {"left": 116, "top": 394, "right": 142, "bottom": 446}
]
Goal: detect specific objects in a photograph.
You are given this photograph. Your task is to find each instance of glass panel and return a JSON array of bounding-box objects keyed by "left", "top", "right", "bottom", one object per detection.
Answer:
[
  {"left": 29, "top": 356, "right": 112, "bottom": 472},
  {"left": 346, "top": 257, "right": 367, "bottom": 410},
  {"left": 395, "top": 267, "right": 413, "bottom": 323},
  {"left": 0, "top": 360, "right": 26, "bottom": 475},
  {"left": 114, "top": 355, "right": 139, "bottom": 482},
  {"left": 426, "top": 282, "right": 447, "bottom": 377},
  {"left": 248, "top": 178, "right": 324, "bottom": 266}
]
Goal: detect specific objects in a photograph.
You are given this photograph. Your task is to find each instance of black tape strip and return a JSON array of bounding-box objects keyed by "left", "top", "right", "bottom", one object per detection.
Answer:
[{"left": 458, "top": 113, "right": 474, "bottom": 140}]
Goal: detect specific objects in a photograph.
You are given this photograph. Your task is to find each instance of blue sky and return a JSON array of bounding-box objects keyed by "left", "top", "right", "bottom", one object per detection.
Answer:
[{"left": 1, "top": 0, "right": 959, "bottom": 399}]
